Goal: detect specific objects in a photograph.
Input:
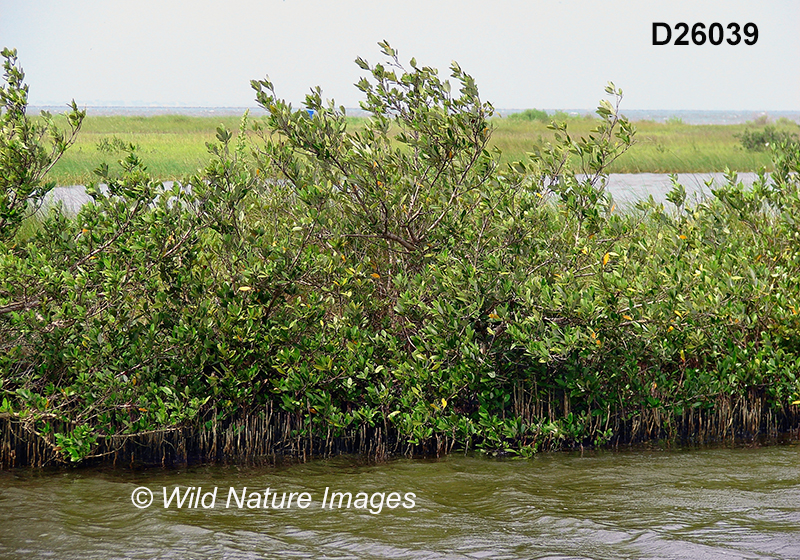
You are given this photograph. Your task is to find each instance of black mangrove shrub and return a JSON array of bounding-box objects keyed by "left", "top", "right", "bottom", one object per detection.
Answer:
[
  {"left": 737, "top": 125, "right": 799, "bottom": 152},
  {"left": 2, "top": 43, "right": 800, "bottom": 464},
  {"left": 0, "top": 48, "right": 84, "bottom": 242},
  {"left": 508, "top": 108, "right": 550, "bottom": 123}
]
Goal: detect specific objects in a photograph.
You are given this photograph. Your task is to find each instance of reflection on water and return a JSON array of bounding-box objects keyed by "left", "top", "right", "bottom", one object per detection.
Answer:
[{"left": 1, "top": 444, "right": 798, "bottom": 559}]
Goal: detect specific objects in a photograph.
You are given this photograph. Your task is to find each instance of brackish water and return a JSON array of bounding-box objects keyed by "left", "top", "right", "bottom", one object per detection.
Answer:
[
  {"left": 43, "top": 172, "right": 763, "bottom": 215},
  {"left": 1, "top": 444, "right": 798, "bottom": 559},
  {"left": 28, "top": 106, "right": 800, "bottom": 125}
]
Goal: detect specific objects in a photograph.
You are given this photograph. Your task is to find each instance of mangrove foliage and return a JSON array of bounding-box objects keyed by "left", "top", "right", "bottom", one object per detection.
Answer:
[{"left": 1, "top": 44, "right": 800, "bottom": 466}]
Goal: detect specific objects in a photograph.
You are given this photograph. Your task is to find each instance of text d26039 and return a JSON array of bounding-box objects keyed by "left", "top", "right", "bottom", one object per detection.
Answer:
[{"left": 652, "top": 22, "right": 758, "bottom": 46}]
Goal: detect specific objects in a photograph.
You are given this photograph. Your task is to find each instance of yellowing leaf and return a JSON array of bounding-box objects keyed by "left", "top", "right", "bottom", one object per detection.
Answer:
[
  {"left": 623, "top": 314, "right": 632, "bottom": 321},
  {"left": 238, "top": 286, "right": 252, "bottom": 292},
  {"left": 602, "top": 253, "right": 610, "bottom": 266},
  {"left": 679, "top": 234, "right": 687, "bottom": 240},
  {"left": 441, "top": 398, "right": 447, "bottom": 409},
  {"left": 371, "top": 273, "right": 380, "bottom": 279}
]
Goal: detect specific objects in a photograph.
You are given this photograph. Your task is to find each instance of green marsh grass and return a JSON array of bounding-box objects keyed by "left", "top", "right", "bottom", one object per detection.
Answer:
[
  {"left": 45, "top": 114, "right": 246, "bottom": 185},
  {"left": 12, "top": 212, "right": 45, "bottom": 243},
  {"left": 42, "top": 113, "right": 800, "bottom": 185},
  {"left": 490, "top": 117, "right": 798, "bottom": 172}
]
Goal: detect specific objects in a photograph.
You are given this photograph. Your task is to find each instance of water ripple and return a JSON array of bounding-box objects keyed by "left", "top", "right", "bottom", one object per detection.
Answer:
[{"left": 1, "top": 444, "right": 799, "bottom": 559}]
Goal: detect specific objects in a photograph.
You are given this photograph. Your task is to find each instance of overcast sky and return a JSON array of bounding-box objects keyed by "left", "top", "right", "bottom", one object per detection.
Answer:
[{"left": 1, "top": 0, "right": 798, "bottom": 111}]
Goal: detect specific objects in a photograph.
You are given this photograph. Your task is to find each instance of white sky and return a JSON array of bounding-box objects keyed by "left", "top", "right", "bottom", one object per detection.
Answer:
[{"left": 1, "top": 0, "right": 798, "bottom": 110}]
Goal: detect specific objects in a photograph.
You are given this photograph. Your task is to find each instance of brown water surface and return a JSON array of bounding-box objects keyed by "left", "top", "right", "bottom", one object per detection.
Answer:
[{"left": 1, "top": 444, "right": 799, "bottom": 559}]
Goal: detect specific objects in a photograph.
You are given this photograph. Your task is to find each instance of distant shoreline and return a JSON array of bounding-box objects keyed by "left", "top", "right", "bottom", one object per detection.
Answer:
[{"left": 28, "top": 105, "right": 800, "bottom": 125}]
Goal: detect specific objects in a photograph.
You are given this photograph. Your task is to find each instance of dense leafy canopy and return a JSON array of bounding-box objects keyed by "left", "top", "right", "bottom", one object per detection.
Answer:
[{"left": 2, "top": 44, "right": 799, "bottom": 463}]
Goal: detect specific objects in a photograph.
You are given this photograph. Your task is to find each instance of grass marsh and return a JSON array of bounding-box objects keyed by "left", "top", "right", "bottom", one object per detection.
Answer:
[
  {"left": 490, "top": 118, "right": 796, "bottom": 172},
  {"left": 42, "top": 113, "right": 799, "bottom": 186}
]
